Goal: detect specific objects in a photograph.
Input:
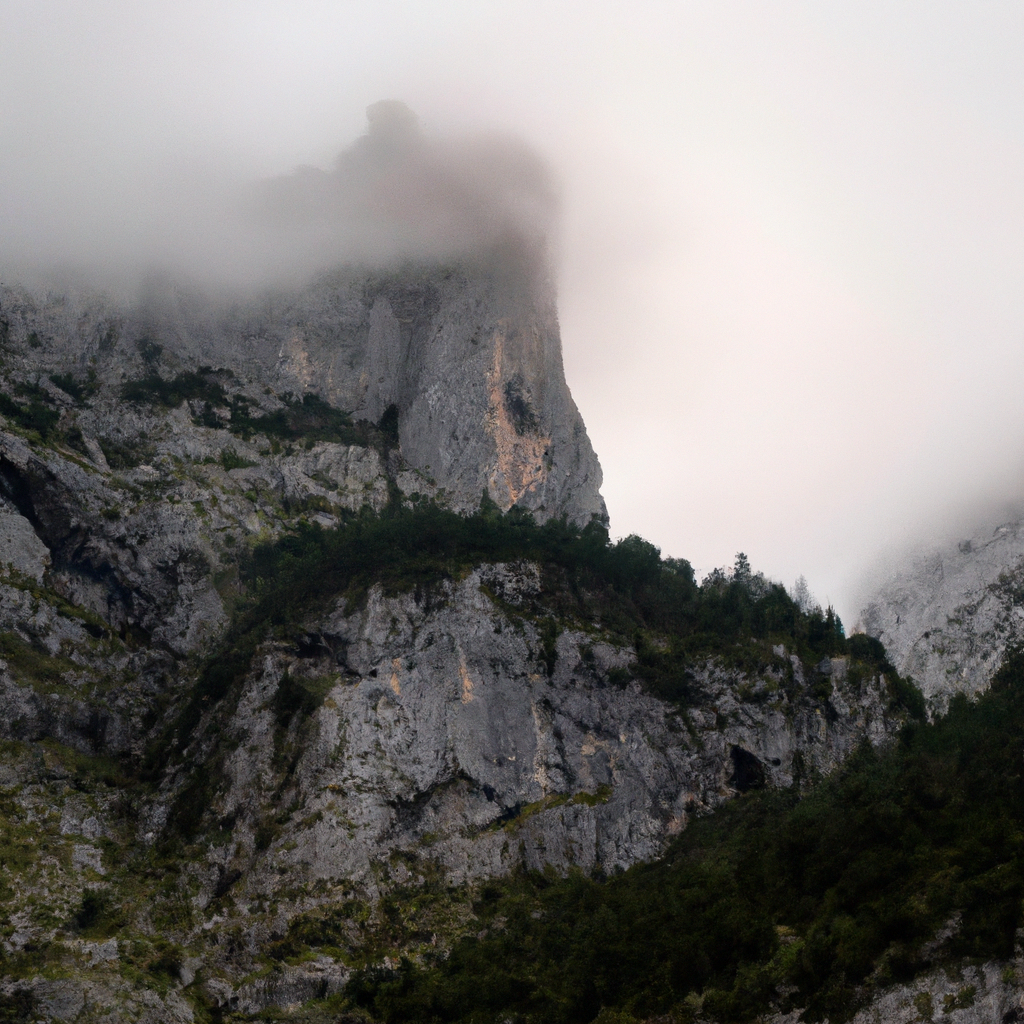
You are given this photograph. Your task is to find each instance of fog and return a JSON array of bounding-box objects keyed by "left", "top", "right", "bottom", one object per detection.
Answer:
[
  {"left": 254, "top": 100, "right": 557, "bottom": 280},
  {"left": 0, "top": 91, "right": 557, "bottom": 291},
  {"left": 3, "top": 0, "right": 1024, "bottom": 621}
]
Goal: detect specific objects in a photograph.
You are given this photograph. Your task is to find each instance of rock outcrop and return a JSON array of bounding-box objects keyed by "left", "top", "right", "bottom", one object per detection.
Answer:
[
  {"left": 768, "top": 959, "right": 1024, "bottom": 1024},
  {"left": 860, "top": 518, "right": 1024, "bottom": 707},
  {"left": 162, "top": 564, "right": 901, "bottom": 901},
  {"left": 0, "top": 257, "right": 605, "bottom": 528},
  {"left": 0, "top": 548, "right": 906, "bottom": 1020}
]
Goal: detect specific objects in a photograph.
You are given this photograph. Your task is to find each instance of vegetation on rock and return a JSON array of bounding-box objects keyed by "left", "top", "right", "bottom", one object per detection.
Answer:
[
  {"left": 222, "top": 497, "right": 904, "bottom": 707},
  {"left": 119, "top": 367, "right": 378, "bottom": 448},
  {"left": 0, "top": 278, "right": 978, "bottom": 1022},
  {"left": 344, "top": 647, "right": 1024, "bottom": 1024}
]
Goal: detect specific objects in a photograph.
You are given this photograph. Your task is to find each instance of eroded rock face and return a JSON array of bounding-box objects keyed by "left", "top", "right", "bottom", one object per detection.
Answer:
[
  {"left": 154, "top": 564, "right": 905, "bottom": 913},
  {"left": 0, "top": 505, "right": 49, "bottom": 580},
  {"left": 359, "top": 273, "right": 605, "bottom": 523},
  {"left": 0, "top": 257, "right": 606, "bottom": 775},
  {"left": 860, "top": 519, "right": 1024, "bottom": 707},
  {"left": 0, "top": 259, "right": 605, "bottom": 527},
  {"left": 768, "top": 959, "right": 1024, "bottom": 1024}
]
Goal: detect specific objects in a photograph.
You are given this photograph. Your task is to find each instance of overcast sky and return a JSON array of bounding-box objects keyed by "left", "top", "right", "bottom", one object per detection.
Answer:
[{"left": 2, "top": 0, "right": 1023, "bottom": 622}]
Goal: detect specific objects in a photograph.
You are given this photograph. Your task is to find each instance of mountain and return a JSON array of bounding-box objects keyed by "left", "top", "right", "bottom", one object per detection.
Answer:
[
  {"left": 6, "top": 240, "right": 1024, "bottom": 1023},
  {"left": 0, "top": 252, "right": 924, "bottom": 1023}
]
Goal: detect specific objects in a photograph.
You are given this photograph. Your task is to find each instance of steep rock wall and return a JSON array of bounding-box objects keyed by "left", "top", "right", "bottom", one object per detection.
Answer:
[
  {"left": 0, "top": 260, "right": 941, "bottom": 1022},
  {"left": 0, "top": 259, "right": 605, "bottom": 526},
  {"left": 860, "top": 519, "right": 1024, "bottom": 706},
  {"left": 153, "top": 564, "right": 906, "bottom": 911}
]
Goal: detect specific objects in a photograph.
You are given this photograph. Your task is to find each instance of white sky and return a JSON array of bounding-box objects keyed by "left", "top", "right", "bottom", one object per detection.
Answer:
[{"left": 2, "top": 0, "right": 1023, "bottom": 622}]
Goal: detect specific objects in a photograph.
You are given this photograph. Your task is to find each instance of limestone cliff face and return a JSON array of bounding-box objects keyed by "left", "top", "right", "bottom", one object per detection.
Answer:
[
  {"left": 0, "top": 549, "right": 904, "bottom": 1020},
  {"left": 767, "top": 959, "right": 1024, "bottom": 1024},
  {"left": 860, "top": 518, "right": 1024, "bottom": 707},
  {"left": 352, "top": 267, "right": 603, "bottom": 522},
  {"left": 153, "top": 565, "right": 900, "bottom": 901},
  {"left": 0, "top": 258, "right": 605, "bottom": 526}
]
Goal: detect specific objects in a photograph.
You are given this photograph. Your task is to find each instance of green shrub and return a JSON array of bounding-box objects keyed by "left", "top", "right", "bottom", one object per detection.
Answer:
[
  {"left": 0, "top": 989, "right": 35, "bottom": 1022},
  {"left": 227, "top": 392, "right": 369, "bottom": 447},
  {"left": 0, "top": 632, "right": 76, "bottom": 693},
  {"left": 0, "top": 391, "right": 60, "bottom": 440},
  {"left": 72, "top": 890, "right": 125, "bottom": 938},
  {"left": 270, "top": 671, "right": 334, "bottom": 729},
  {"left": 49, "top": 370, "right": 99, "bottom": 404},
  {"left": 97, "top": 435, "right": 156, "bottom": 470},
  {"left": 220, "top": 447, "right": 256, "bottom": 471},
  {"left": 120, "top": 368, "right": 229, "bottom": 408}
]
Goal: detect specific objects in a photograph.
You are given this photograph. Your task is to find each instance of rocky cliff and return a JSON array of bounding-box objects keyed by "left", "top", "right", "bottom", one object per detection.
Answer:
[
  {"left": 859, "top": 517, "right": 1024, "bottom": 708},
  {"left": 0, "top": 257, "right": 604, "bottom": 530},
  {"left": 0, "top": 253, "right": 926, "bottom": 1021}
]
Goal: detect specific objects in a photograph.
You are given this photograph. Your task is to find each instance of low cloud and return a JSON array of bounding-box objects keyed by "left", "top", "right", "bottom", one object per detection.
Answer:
[
  {"left": 0, "top": 100, "right": 559, "bottom": 295},
  {"left": 254, "top": 100, "right": 558, "bottom": 275}
]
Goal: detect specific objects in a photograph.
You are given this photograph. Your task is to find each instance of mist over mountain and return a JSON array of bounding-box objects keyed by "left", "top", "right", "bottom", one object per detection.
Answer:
[
  {"left": 254, "top": 100, "right": 558, "bottom": 275},
  {"left": 0, "top": 100, "right": 558, "bottom": 296},
  {"left": 4, "top": 2, "right": 1024, "bottom": 622}
]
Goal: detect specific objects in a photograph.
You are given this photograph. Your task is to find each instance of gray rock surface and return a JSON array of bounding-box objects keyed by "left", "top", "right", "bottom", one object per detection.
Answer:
[
  {"left": 0, "top": 258, "right": 605, "bottom": 526},
  {"left": 166, "top": 564, "right": 901, "bottom": 905},
  {"left": 0, "top": 256, "right": 967, "bottom": 1022},
  {"left": 232, "top": 959, "right": 350, "bottom": 1016},
  {"left": 860, "top": 519, "right": 1024, "bottom": 706},
  {"left": 0, "top": 504, "right": 50, "bottom": 580},
  {"left": 767, "top": 959, "right": 1024, "bottom": 1024}
]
